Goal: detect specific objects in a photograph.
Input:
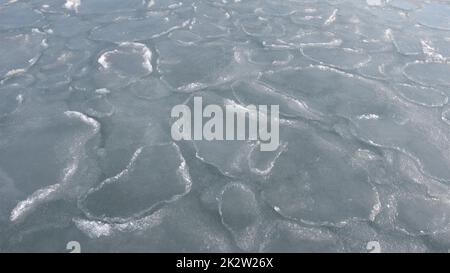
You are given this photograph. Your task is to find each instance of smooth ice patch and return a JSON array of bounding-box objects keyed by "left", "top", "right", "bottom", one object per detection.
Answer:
[
  {"left": 414, "top": 3, "right": 450, "bottom": 31},
  {"left": 403, "top": 62, "right": 450, "bottom": 87},
  {"left": 126, "top": 77, "right": 172, "bottom": 100},
  {"left": 387, "top": 29, "right": 423, "bottom": 56},
  {"left": 396, "top": 193, "right": 450, "bottom": 235},
  {"left": 0, "top": 3, "right": 42, "bottom": 30},
  {"left": 394, "top": 83, "right": 448, "bottom": 107},
  {"left": 262, "top": 122, "right": 380, "bottom": 226},
  {"left": 157, "top": 40, "right": 233, "bottom": 91},
  {"left": 80, "top": 143, "right": 191, "bottom": 221}
]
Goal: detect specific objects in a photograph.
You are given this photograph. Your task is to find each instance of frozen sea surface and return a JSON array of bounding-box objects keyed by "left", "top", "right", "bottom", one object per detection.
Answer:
[{"left": 0, "top": 0, "right": 450, "bottom": 253}]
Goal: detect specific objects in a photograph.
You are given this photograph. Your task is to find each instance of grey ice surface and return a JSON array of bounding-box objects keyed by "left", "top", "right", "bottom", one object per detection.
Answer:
[{"left": 0, "top": 0, "right": 450, "bottom": 253}]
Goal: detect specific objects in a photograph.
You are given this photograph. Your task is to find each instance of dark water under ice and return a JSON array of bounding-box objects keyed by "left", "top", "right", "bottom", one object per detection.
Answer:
[{"left": 0, "top": 0, "right": 450, "bottom": 252}]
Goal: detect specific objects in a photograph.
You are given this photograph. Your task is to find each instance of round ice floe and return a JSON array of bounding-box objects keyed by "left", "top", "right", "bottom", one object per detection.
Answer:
[
  {"left": 414, "top": 3, "right": 450, "bottom": 31},
  {"left": 95, "top": 42, "right": 153, "bottom": 89},
  {"left": 98, "top": 42, "right": 152, "bottom": 76},
  {"left": 0, "top": 30, "right": 46, "bottom": 79},
  {"left": 80, "top": 143, "right": 192, "bottom": 221},
  {"left": 394, "top": 84, "right": 448, "bottom": 107},
  {"left": 403, "top": 62, "right": 450, "bottom": 87},
  {"left": 219, "top": 183, "right": 261, "bottom": 251},
  {"left": 262, "top": 122, "right": 379, "bottom": 226},
  {"left": 301, "top": 47, "right": 371, "bottom": 70}
]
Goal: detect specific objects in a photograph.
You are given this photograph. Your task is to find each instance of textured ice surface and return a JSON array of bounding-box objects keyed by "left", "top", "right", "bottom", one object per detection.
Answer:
[
  {"left": 219, "top": 182, "right": 262, "bottom": 251},
  {"left": 0, "top": 30, "right": 46, "bottom": 79},
  {"left": 260, "top": 220, "right": 343, "bottom": 252},
  {"left": 89, "top": 12, "right": 189, "bottom": 43},
  {"left": 1, "top": 0, "right": 450, "bottom": 253},
  {"left": 232, "top": 81, "right": 321, "bottom": 119},
  {"left": 302, "top": 47, "right": 371, "bottom": 70}
]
